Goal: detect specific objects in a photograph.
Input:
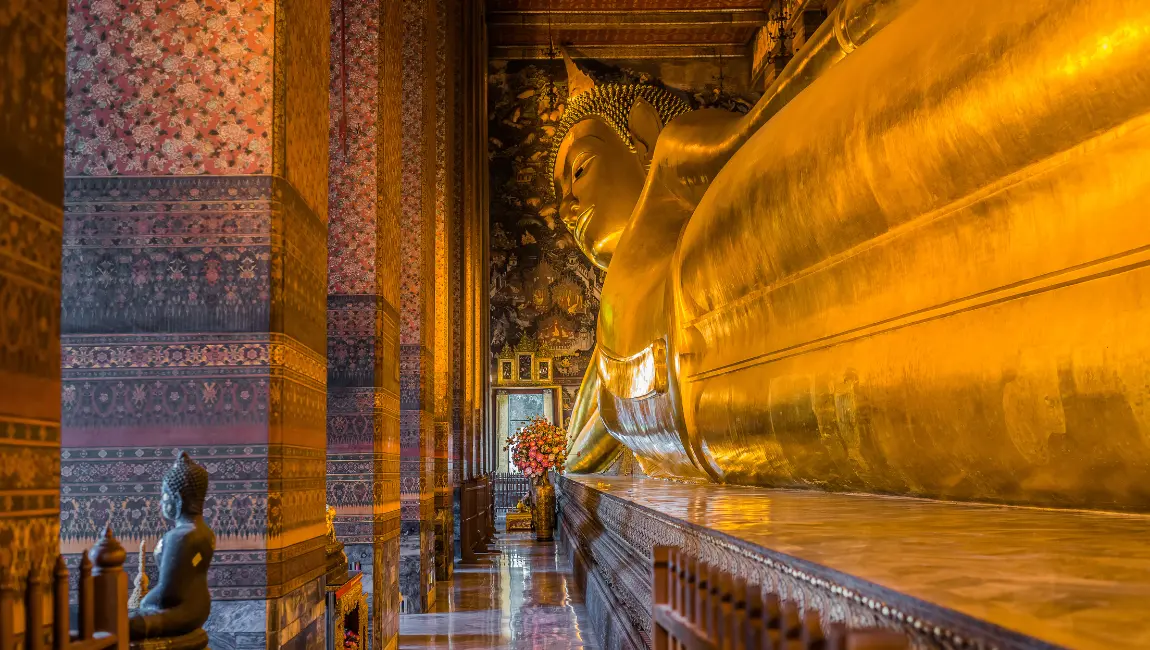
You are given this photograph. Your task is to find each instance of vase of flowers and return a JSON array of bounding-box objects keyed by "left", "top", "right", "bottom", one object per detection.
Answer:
[{"left": 505, "top": 416, "right": 568, "bottom": 541}]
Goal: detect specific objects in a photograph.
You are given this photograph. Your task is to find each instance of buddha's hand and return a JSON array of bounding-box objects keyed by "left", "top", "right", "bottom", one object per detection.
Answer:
[
  {"left": 566, "top": 347, "right": 621, "bottom": 473},
  {"left": 567, "top": 409, "right": 618, "bottom": 474}
]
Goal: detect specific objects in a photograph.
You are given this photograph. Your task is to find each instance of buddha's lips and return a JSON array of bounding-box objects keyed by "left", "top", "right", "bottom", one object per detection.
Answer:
[{"left": 574, "top": 205, "right": 595, "bottom": 242}]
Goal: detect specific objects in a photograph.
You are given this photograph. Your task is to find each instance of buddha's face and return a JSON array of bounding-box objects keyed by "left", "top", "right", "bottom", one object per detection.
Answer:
[
  {"left": 161, "top": 487, "right": 177, "bottom": 521},
  {"left": 554, "top": 116, "right": 649, "bottom": 269}
]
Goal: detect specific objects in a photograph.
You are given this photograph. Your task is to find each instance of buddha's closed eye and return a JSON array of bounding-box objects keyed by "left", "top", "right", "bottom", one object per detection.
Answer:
[{"left": 572, "top": 153, "right": 595, "bottom": 181}]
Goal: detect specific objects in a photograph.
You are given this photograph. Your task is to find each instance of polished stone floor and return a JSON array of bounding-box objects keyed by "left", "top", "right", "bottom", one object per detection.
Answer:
[
  {"left": 567, "top": 474, "right": 1150, "bottom": 650},
  {"left": 398, "top": 532, "right": 599, "bottom": 649}
]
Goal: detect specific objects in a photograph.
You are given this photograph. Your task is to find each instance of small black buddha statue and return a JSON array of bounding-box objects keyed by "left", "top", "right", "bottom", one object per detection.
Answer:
[{"left": 129, "top": 452, "right": 215, "bottom": 647}]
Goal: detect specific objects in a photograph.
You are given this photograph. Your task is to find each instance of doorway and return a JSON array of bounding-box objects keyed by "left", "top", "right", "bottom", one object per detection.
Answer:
[{"left": 494, "top": 388, "right": 562, "bottom": 474}]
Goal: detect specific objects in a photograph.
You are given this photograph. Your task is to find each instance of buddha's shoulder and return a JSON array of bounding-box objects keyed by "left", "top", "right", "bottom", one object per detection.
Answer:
[
  {"left": 166, "top": 521, "right": 215, "bottom": 546},
  {"left": 663, "top": 107, "right": 742, "bottom": 138}
]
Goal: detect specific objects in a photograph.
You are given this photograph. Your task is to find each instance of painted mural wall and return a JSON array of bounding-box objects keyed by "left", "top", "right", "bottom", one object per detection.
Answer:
[{"left": 488, "top": 57, "right": 757, "bottom": 422}]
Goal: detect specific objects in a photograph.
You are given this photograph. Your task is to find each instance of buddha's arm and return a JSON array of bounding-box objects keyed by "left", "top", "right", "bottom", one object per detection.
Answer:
[
  {"left": 565, "top": 347, "right": 619, "bottom": 473},
  {"left": 130, "top": 531, "right": 190, "bottom": 635}
]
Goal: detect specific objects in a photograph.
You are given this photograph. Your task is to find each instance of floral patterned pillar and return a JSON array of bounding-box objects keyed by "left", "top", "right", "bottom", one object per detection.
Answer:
[
  {"left": 0, "top": 0, "right": 65, "bottom": 580},
  {"left": 431, "top": 0, "right": 456, "bottom": 584},
  {"left": 62, "top": 2, "right": 330, "bottom": 649},
  {"left": 398, "top": 0, "right": 439, "bottom": 614},
  {"left": 448, "top": 0, "right": 468, "bottom": 551},
  {"left": 326, "top": 0, "right": 404, "bottom": 647}
]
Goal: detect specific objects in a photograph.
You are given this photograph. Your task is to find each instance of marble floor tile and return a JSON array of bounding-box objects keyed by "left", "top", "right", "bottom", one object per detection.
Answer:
[{"left": 398, "top": 533, "right": 600, "bottom": 649}]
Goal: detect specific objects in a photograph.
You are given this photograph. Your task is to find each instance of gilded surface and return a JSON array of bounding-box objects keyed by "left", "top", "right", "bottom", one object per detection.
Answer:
[
  {"left": 0, "top": 0, "right": 64, "bottom": 580},
  {"left": 561, "top": 0, "right": 1150, "bottom": 510}
]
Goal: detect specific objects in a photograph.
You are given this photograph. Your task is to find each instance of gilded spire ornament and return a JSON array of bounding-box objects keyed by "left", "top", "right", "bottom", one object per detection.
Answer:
[
  {"left": 560, "top": 48, "right": 596, "bottom": 100},
  {"left": 128, "top": 540, "right": 149, "bottom": 609}
]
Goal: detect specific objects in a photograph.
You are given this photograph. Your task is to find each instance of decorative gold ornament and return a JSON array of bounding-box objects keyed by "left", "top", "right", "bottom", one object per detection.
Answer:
[
  {"left": 325, "top": 505, "right": 338, "bottom": 543},
  {"left": 128, "top": 541, "right": 149, "bottom": 609},
  {"left": 532, "top": 477, "right": 556, "bottom": 542},
  {"left": 561, "top": 48, "right": 596, "bottom": 101},
  {"left": 505, "top": 498, "right": 534, "bottom": 531}
]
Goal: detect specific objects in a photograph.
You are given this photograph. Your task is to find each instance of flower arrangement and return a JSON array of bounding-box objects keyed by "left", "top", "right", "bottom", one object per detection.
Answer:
[
  {"left": 506, "top": 416, "right": 569, "bottom": 479},
  {"left": 344, "top": 628, "right": 360, "bottom": 650}
]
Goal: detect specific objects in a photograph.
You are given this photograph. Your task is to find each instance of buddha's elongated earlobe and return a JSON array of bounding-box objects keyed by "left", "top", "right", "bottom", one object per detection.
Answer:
[{"left": 628, "top": 98, "right": 663, "bottom": 168}]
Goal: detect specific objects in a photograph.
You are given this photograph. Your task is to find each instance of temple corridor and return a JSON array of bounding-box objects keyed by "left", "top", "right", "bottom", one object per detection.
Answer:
[
  {"left": 4, "top": 0, "right": 1150, "bottom": 648},
  {"left": 398, "top": 533, "right": 598, "bottom": 650}
]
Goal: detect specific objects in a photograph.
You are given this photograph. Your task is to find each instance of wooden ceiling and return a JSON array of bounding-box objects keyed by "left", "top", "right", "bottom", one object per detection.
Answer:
[{"left": 487, "top": 0, "right": 768, "bottom": 60}]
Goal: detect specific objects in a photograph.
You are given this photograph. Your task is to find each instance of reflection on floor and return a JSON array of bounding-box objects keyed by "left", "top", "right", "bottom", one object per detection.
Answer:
[{"left": 398, "top": 532, "right": 599, "bottom": 649}]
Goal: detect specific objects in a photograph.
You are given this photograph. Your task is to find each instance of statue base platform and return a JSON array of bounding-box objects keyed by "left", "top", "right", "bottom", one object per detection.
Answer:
[
  {"left": 556, "top": 474, "right": 1150, "bottom": 650},
  {"left": 325, "top": 540, "right": 349, "bottom": 586},
  {"left": 129, "top": 628, "right": 209, "bottom": 650},
  {"left": 506, "top": 510, "right": 533, "bottom": 531}
]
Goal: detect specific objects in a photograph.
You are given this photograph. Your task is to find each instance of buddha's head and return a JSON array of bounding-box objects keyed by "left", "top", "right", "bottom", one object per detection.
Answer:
[
  {"left": 549, "top": 53, "right": 692, "bottom": 269},
  {"left": 160, "top": 452, "right": 210, "bottom": 521}
]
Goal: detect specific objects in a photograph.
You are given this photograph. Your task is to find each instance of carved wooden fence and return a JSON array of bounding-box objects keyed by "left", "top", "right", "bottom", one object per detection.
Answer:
[
  {"left": 492, "top": 473, "right": 531, "bottom": 515},
  {"left": 0, "top": 528, "right": 129, "bottom": 650},
  {"left": 653, "top": 546, "right": 910, "bottom": 650},
  {"left": 460, "top": 474, "right": 496, "bottom": 563}
]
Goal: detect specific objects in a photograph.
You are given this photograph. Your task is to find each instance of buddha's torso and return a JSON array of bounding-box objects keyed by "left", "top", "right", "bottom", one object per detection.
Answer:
[
  {"left": 595, "top": 185, "right": 709, "bottom": 479},
  {"left": 135, "top": 519, "right": 215, "bottom": 636}
]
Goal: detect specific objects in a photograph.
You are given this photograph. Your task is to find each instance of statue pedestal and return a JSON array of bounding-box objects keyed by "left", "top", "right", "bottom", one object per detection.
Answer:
[
  {"left": 505, "top": 510, "right": 533, "bottom": 531},
  {"left": 325, "top": 539, "right": 349, "bottom": 586},
  {"left": 129, "top": 628, "right": 209, "bottom": 650},
  {"left": 557, "top": 474, "right": 1150, "bottom": 650},
  {"left": 325, "top": 572, "right": 367, "bottom": 650}
]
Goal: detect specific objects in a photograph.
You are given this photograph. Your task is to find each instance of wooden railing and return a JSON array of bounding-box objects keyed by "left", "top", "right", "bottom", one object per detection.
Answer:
[
  {"left": 653, "top": 546, "right": 909, "bottom": 650},
  {"left": 460, "top": 474, "right": 496, "bottom": 563},
  {"left": 1, "top": 528, "right": 129, "bottom": 650},
  {"left": 492, "top": 473, "right": 531, "bottom": 515}
]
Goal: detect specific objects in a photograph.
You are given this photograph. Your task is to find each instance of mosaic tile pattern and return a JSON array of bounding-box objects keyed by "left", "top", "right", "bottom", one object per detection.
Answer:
[
  {"left": 0, "top": 0, "right": 65, "bottom": 585},
  {"left": 0, "top": 161, "right": 64, "bottom": 574},
  {"left": 325, "top": 0, "right": 404, "bottom": 646},
  {"left": 280, "top": 0, "right": 331, "bottom": 223},
  {"left": 397, "top": 0, "right": 440, "bottom": 615},
  {"left": 372, "top": 0, "right": 409, "bottom": 643},
  {"left": 63, "top": 3, "right": 330, "bottom": 648},
  {"left": 449, "top": 35, "right": 465, "bottom": 492},
  {"left": 66, "top": 0, "right": 274, "bottom": 176},
  {"left": 431, "top": 0, "right": 455, "bottom": 584},
  {"left": 62, "top": 444, "right": 303, "bottom": 545},
  {"left": 327, "top": 0, "right": 380, "bottom": 295},
  {"left": 1, "top": 0, "right": 66, "bottom": 203}
]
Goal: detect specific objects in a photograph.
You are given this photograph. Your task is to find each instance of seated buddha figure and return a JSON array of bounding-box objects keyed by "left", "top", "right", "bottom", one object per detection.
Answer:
[
  {"left": 561, "top": 0, "right": 1150, "bottom": 510},
  {"left": 130, "top": 452, "right": 215, "bottom": 645}
]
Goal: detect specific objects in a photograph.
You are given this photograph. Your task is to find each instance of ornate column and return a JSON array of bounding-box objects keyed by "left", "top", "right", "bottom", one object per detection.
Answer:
[
  {"left": 432, "top": 0, "right": 456, "bottom": 583},
  {"left": 327, "top": 0, "right": 403, "bottom": 648},
  {"left": 459, "top": 0, "right": 489, "bottom": 483},
  {"left": 398, "top": 0, "right": 439, "bottom": 614},
  {"left": 62, "top": 2, "right": 330, "bottom": 649},
  {"left": 0, "top": 0, "right": 65, "bottom": 577}
]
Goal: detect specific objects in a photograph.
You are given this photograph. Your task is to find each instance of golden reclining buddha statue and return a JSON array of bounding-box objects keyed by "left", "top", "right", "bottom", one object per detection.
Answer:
[{"left": 558, "top": 0, "right": 1150, "bottom": 510}]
